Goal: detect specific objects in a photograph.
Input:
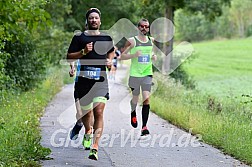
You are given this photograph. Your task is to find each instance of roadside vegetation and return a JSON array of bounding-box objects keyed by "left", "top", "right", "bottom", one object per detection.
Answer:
[
  {"left": 1, "top": 0, "right": 251, "bottom": 166},
  {"left": 0, "top": 67, "right": 71, "bottom": 166},
  {"left": 151, "top": 38, "right": 252, "bottom": 165}
]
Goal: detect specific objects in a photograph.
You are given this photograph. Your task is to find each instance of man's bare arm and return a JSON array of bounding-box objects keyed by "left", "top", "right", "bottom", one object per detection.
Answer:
[
  {"left": 106, "top": 50, "right": 115, "bottom": 68},
  {"left": 120, "top": 38, "right": 140, "bottom": 60},
  {"left": 67, "top": 52, "right": 83, "bottom": 60},
  {"left": 150, "top": 37, "right": 157, "bottom": 61},
  {"left": 67, "top": 42, "right": 93, "bottom": 61}
]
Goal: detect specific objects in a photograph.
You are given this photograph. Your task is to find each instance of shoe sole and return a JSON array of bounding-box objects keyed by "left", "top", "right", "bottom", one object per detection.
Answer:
[
  {"left": 88, "top": 155, "right": 98, "bottom": 161},
  {"left": 131, "top": 124, "right": 137, "bottom": 128},
  {"left": 139, "top": 134, "right": 150, "bottom": 140},
  {"left": 70, "top": 129, "right": 79, "bottom": 140},
  {"left": 84, "top": 147, "right": 90, "bottom": 150},
  {"left": 141, "top": 132, "right": 150, "bottom": 136},
  {"left": 70, "top": 135, "right": 78, "bottom": 140}
]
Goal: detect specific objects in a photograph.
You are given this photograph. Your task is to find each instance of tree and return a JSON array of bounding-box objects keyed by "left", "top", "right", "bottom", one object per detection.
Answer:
[
  {"left": 66, "top": 0, "right": 136, "bottom": 31},
  {"left": 175, "top": 9, "right": 216, "bottom": 41},
  {"left": 45, "top": 0, "right": 72, "bottom": 30},
  {"left": 0, "top": 0, "right": 51, "bottom": 93},
  {"left": 229, "top": 0, "right": 252, "bottom": 37},
  {"left": 137, "top": 0, "right": 231, "bottom": 73}
]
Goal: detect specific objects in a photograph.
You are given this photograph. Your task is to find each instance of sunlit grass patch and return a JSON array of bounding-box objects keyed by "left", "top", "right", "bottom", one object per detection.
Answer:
[{"left": 0, "top": 66, "right": 69, "bottom": 166}]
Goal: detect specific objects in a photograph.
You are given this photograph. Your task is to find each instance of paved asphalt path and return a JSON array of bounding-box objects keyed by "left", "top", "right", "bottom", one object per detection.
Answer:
[{"left": 40, "top": 66, "right": 248, "bottom": 167}]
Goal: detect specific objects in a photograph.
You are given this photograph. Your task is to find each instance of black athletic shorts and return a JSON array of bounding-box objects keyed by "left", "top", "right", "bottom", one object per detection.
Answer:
[{"left": 74, "top": 77, "right": 109, "bottom": 106}]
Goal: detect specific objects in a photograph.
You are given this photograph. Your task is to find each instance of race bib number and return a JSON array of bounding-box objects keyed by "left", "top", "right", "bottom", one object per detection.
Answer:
[
  {"left": 138, "top": 54, "right": 150, "bottom": 63},
  {"left": 83, "top": 66, "right": 101, "bottom": 80}
]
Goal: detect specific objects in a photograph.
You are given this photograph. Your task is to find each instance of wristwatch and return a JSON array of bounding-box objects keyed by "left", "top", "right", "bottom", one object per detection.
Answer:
[{"left": 80, "top": 49, "right": 86, "bottom": 56}]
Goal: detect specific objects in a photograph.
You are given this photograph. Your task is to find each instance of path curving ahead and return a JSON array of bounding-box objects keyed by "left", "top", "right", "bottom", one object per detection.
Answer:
[{"left": 40, "top": 66, "right": 248, "bottom": 167}]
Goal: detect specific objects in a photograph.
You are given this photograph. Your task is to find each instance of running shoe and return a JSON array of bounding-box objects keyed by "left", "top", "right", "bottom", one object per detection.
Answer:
[
  {"left": 131, "top": 116, "right": 138, "bottom": 128},
  {"left": 70, "top": 123, "right": 83, "bottom": 140},
  {"left": 141, "top": 126, "right": 150, "bottom": 136},
  {"left": 88, "top": 149, "right": 98, "bottom": 160},
  {"left": 82, "top": 134, "right": 92, "bottom": 150}
]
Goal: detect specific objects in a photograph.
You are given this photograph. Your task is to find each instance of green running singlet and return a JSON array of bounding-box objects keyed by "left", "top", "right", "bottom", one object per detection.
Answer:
[{"left": 129, "top": 36, "right": 153, "bottom": 77}]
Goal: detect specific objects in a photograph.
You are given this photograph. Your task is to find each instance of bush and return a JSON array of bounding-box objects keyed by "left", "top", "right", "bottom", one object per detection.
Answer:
[
  {"left": 246, "top": 24, "right": 252, "bottom": 37},
  {"left": 170, "top": 65, "right": 195, "bottom": 89},
  {"left": 0, "top": 51, "right": 15, "bottom": 102},
  {"left": 37, "top": 29, "right": 73, "bottom": 65},
  {"left": 4, "top": 38, "right": 48, "bottom": 91}
]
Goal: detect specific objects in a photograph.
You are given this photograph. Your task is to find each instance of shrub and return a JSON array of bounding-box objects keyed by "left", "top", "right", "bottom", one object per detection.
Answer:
[{"left": 4, "top": 38, "right": 48, "bottom": 91}]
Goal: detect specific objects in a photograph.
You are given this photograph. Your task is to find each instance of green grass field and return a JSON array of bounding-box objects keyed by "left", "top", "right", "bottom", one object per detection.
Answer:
[
  {"left": 183, "top": 38, "right": 252, "bottom": 98},
  {"left": 151, "top": 37, "right": 252, "bottom": 165}
]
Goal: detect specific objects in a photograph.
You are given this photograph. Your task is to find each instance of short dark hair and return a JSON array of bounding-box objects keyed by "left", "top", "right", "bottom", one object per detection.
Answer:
[
  {"left": 138, "top": 18, "right": 149, "bottom": 26},
  {"left": 86, "top": 8, "right": 101, "bottom": 20}
]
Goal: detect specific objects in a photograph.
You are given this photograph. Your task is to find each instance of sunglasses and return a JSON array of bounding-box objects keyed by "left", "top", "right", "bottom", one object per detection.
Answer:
[{"left": 139, "top": 25, "right": 149, "bottom": 29}]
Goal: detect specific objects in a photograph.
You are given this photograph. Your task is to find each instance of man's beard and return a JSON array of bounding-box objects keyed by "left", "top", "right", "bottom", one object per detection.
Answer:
[
  {"left": 88, "top": 26, "right": 98, "bottom": 30},
  {"left": 140, "top": 30, "right": 147, "bottom": 36},
  {"left": 88, "top": 23, "right": 99, "bottom": 30}
]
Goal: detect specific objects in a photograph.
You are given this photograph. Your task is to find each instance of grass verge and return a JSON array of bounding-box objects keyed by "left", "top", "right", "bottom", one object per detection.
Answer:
[
  {"left": 151, "top": 73, "right": 252, "bottom": 165},
  {"left": 0, "top": 66, "right": 72, "bottom": 167}
]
